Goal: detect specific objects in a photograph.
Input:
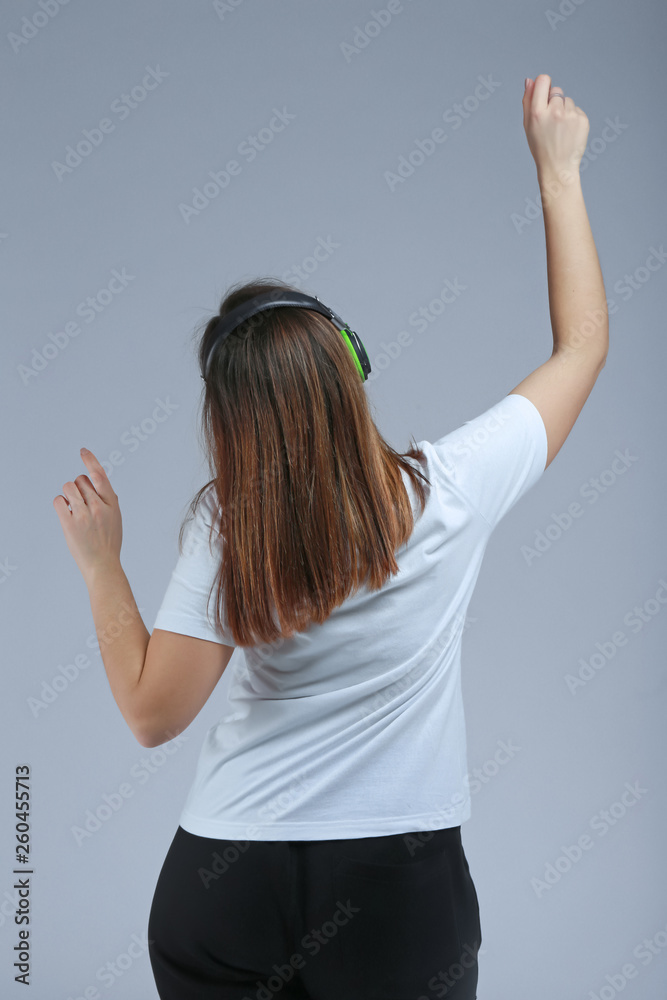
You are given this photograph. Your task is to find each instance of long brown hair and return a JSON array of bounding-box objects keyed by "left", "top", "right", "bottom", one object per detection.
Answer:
[{"left": 178, "top": 276, "right": 431, "bottom": 647}]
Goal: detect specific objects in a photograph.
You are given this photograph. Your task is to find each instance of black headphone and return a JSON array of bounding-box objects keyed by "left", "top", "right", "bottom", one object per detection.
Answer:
[{"left": 201, "top": 290, "right": 372, "bottom": 383}]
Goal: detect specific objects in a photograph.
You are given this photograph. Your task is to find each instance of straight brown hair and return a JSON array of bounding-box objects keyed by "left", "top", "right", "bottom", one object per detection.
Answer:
[{"left": 178, "top": 277, "right": 431, "bottom": 647}]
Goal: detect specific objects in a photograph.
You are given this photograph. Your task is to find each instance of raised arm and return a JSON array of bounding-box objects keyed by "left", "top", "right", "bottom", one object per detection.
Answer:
[{"left": 509, "top": 74, "right": 609, "bottom": 470}]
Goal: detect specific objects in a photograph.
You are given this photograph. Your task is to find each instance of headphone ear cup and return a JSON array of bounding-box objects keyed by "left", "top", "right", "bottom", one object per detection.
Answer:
[
  {"left": 341, "top": 326, "right": 371, "bottom": 381},
  {"left": 356, "top": 337, "right": 371, "bottom": 380},
  {"left": 339, "top": 327, "right": 366, "bottom": 380}
]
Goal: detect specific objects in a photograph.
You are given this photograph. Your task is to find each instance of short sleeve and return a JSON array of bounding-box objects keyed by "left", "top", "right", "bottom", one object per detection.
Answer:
[
  {"left": 153, "top": 486, "right": 236, "bottom": 647},
  {"left": 428, "top": 392, "right": 548, "bottom": 530}
]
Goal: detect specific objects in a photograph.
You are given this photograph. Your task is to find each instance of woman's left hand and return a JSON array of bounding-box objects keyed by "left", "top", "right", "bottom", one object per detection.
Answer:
[{"left": 53, "top": 448, "right": 123, "bottom": 586}]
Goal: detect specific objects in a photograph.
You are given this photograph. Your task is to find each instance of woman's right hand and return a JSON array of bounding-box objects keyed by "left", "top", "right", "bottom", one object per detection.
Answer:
[{"left": 522, "top": 74, "right": 590, "bottom": 181}]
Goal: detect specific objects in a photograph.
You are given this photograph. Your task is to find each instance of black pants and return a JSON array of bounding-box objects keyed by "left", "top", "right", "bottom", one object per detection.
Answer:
[{"left": 148, "top": 823, "right": 482, "bottom": 1000}]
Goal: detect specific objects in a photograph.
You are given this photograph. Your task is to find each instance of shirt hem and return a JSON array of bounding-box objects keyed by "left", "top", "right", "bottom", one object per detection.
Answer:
[
  {"left": 153, "top": 611, "right": 235, "bottom": 647},
  {"left": 178, "top": 803, "right": 472, "bottom": 841}
]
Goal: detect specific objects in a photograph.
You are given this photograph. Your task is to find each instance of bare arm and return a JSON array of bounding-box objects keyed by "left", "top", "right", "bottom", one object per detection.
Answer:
[
  {"left": 538, "top": 168, "right": 609, "bottom": 360},
  {"left": 508, "top": 74, "right": 609, "bottom": 469}
]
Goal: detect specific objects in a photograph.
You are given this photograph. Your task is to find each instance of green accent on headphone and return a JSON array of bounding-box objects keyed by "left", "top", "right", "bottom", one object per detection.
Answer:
[{"left": 339, "top": 326, "right": 365, "bottom": 379}]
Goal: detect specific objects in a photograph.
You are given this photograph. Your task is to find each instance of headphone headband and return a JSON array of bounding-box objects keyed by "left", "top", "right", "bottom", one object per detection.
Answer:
[{"left": 201, "top": 290, "right": 371, "bottom": 382}]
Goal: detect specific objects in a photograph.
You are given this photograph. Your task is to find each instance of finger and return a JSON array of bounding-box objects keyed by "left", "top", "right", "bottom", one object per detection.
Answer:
[
  {"left": 522, "top": 76, "right": 533, "bottom": 106},
  {"left": 59, "top": 481, "right": 84, "bottom": 511},
  {"left": 53, "top": 494, "right": 72, "bottom": 521},
  {"left": 74, "top": 473, "right": 99, "bottom": 503},
  {"left": 79, "top": 448, "right": 115, "bottom": 502},
  {"left": 522, "top": 77, "right": 534, "bottom": 125},
  {"left": 522, "top": 75, "right": 538, "bottom": 126},
  {"left": 532, "top": 73, "right": 552, "bottom": 112}
]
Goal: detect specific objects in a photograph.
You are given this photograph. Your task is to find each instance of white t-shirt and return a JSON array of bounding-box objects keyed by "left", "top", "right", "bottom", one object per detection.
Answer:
[{"left": 153, "top": 392, "right": 548, "bottom": 841}]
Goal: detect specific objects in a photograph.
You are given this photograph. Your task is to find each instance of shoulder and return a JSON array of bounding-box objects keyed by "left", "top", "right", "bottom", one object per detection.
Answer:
[{"left": 200, "top": 482, "right": 221, "bottom": 525}]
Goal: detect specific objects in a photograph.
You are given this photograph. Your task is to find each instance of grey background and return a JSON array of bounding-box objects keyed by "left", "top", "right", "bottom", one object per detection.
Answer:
[{"left": 1, "top": 0, "right": 665, "bottom": 997}]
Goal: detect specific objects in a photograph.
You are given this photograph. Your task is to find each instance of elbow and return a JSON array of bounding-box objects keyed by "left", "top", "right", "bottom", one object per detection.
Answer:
[
  {"left": 134, "top": 720, "right": 166, "bottom": 748},
  {"left": 133, "top": 722, "right": 158, "bottom": 748},
  {"left": 130, "top": 690, "right": 190, "bottom": 747},
  {"left": 136, "top": 731, "right": 159, "bottom": 749},
  {"left": 134, "top": 718, "right": 187, "bottom": 748},
  {"left": 129, "top": 707, "right": 161, "bottom": 748},
  {"left": 129, "top": 692, "right": 163, "bottom": 747}
]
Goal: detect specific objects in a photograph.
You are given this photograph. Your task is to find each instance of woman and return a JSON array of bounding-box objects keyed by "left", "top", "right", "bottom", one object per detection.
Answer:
[{"left": 54, "top": 74, "right": 607, "bottom": 999}]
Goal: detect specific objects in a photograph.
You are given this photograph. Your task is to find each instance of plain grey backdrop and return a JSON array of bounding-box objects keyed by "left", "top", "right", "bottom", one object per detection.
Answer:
[{"left": 1, "top": 0, "right": 665, "bottom": 997}]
